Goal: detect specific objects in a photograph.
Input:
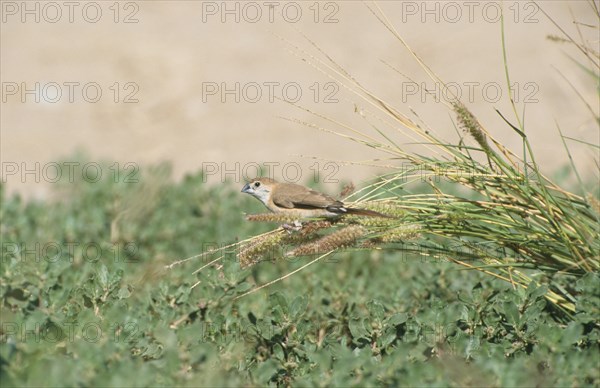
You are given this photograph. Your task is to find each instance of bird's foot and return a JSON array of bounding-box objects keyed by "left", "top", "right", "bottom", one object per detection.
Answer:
[{"left": 282, "top": 220, "right": 303, "bottom": 232}]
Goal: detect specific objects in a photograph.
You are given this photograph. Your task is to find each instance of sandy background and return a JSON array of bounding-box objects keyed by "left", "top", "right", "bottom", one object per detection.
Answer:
[{"left": 1, "top": 1, "right": 598, "bottom": 199}]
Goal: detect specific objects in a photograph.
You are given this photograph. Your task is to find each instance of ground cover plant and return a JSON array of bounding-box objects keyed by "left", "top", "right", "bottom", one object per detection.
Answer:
[{"left": 1, "top": 165, "right": 599, "bottom": 386}]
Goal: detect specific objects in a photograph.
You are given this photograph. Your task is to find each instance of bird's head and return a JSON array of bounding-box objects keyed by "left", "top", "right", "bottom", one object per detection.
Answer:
[{"left": 241, "top": 177, "right": 278, "bottom": 205}]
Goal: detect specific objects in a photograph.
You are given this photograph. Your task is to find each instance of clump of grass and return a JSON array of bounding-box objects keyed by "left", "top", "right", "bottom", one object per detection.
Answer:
[
  {"left": 271, "top": 3, "right": 598, "bottom": 318},
  {"left": 171, "top": 4, "right": 598, "bottom": 320}
]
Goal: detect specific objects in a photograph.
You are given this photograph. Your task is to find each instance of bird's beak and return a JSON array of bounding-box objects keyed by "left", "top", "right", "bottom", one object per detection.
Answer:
[{"left": 241, "top": 183, "right": 251, "bottom": 193}]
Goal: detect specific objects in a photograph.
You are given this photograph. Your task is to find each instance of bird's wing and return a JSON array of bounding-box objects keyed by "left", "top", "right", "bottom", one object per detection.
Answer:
[{"left": 272, "top": 183, "right": 343, "bottom": 209}]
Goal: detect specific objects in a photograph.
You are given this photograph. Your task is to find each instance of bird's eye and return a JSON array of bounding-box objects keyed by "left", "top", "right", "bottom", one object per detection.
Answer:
[{"left": 254, "top": 182, "right": 261, "bottom": 188}]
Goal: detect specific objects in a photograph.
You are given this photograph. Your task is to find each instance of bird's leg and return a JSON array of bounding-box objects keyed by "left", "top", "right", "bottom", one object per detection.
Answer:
[{"left": 282, "top": 220, "right": 303, "bottom": 232}]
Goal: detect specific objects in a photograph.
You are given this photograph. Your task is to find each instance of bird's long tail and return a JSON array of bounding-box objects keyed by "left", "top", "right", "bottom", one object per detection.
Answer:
[{"left": 344, "top": 207, "right": 392, "bottom": 218}]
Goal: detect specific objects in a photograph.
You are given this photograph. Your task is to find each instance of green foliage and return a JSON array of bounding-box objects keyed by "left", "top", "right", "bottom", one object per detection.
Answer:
[{"left": 1, "top": 165, "right": 598, "bottom": 386}]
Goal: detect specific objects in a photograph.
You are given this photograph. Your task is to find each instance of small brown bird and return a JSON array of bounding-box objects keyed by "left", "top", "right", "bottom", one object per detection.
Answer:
[{"left": 241, "top": 177, "right": 388, "bottom": 218}]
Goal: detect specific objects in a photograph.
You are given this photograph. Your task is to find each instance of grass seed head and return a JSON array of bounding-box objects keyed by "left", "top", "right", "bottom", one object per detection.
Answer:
[
  {"left": 298, "top": 220, "right": 334, "bottom": 236},
  {"left": 453, "top": 101, "right": 491, "bottom": 153},
  {"left": 360, "top": 201, "right": 406, "bottom": 218},
  {"left": 238, "top": 232, "right": 284, "bottom": 268},
  {"left": 379, "top": 224, "right": 422, "bottom": 243},
  {"left": 246, "top": 213, "right": 303, "bottom": 223},
  {"left": 286, "top": 225, "right": 366, "bottom": 257}
]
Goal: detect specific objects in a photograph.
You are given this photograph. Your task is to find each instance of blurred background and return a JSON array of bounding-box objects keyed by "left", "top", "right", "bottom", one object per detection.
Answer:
[{"left": 2, "top": 1, "right": 598, "bottom": 199}]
